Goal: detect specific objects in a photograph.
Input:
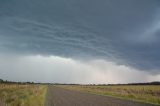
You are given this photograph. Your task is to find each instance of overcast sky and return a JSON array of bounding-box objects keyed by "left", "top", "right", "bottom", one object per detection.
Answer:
[{"left": 0, "top": 0, "right": 160, "bottom": 84}]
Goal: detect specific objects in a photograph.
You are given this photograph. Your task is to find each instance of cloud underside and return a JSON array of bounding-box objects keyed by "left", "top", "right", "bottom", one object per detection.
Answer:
[
  {"left": 0, "top": 55, "right": 159, "bottom": 84},
  {"left": 0, "top": 0, "right": 160, "bottom": 71}
]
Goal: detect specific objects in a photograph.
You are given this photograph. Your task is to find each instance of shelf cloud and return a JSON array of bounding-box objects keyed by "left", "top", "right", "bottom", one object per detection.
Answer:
[{"left": 0, "top": 0, "right": 160, "bottom": 83}]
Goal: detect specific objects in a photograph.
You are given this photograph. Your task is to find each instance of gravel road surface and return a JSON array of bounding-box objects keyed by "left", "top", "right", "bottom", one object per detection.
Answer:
[{"left": 45, "top": 85, "right": 157, "bottom": 106}]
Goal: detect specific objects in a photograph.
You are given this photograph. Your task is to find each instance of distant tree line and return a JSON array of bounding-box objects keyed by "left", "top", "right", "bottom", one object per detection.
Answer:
[
  {"left": 0, "top": 79, "right": 160, "bottom": 85},
  {"left": 0, "top": 79, "right": 38, "bottom": 84},
  {"left": 96, "top": 82, "right": 160, "bottom": 86}
]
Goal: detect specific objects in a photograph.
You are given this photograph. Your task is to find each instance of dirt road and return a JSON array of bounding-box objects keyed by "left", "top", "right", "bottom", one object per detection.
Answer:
[{"left": 45, "top": 85, "right": 157, "bottom": 106}]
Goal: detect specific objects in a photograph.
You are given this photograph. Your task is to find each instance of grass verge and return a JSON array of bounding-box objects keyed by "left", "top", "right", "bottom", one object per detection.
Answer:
[{"left": 0, "top": 84, "right": 47, "bottom": 106}]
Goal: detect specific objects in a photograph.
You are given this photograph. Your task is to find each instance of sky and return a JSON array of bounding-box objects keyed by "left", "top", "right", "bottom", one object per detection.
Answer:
[{"left": 0, "top": 0, "right": 160, "bottom": 84}]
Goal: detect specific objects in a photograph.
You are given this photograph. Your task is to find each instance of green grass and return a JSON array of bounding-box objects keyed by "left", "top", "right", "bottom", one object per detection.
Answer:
[
  {"left": 0, "top": 84, "right": 47, "bottom": 106},
  {"left": 59, "top": 85, "right": 160, "bottom": 105}
]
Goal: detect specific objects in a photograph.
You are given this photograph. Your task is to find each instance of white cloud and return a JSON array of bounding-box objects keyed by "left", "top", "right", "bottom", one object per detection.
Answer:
[{"left": 0, "top": 55, "right": 159, "bottom": 84}]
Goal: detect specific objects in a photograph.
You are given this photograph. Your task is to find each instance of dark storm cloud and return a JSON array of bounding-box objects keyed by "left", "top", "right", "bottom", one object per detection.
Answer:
[{"left": 0, "top": 0, "right": 160, "bottom": 71}]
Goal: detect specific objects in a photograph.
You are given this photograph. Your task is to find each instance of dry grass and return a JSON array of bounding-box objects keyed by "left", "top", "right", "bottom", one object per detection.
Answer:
[
  {"left": 0, "top": 84, "right": 47, "bottom": 106},
  {"left": 59, "top": 85, "right": 160, "bottom": 105}
]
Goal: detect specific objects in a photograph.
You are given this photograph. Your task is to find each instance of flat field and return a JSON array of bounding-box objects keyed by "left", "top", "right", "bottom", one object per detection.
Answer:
[
  {"left": 0, "top": 83, "right": 47, "bottom": 106},
  {"left": 59, "top": 85, "right": 160, "bottom": 105}
]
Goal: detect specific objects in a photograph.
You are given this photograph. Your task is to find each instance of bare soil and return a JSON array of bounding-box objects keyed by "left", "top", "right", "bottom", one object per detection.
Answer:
[{"left": 45, "top": 85, "right": 157, "bottom": 106}]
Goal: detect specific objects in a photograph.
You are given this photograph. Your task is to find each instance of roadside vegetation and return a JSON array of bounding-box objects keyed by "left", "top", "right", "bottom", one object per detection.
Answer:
[
  {"left": 0, "top": 83, "right": 47, "bottom": 106},
  {"left": 59, "top": 85, "right": 160, "bottom": 105}
]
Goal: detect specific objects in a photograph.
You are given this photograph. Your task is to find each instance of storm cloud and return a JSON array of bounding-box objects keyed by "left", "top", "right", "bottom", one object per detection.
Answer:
[{"left": 0, "top": 0, "right": 160, "bottom": 83}]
